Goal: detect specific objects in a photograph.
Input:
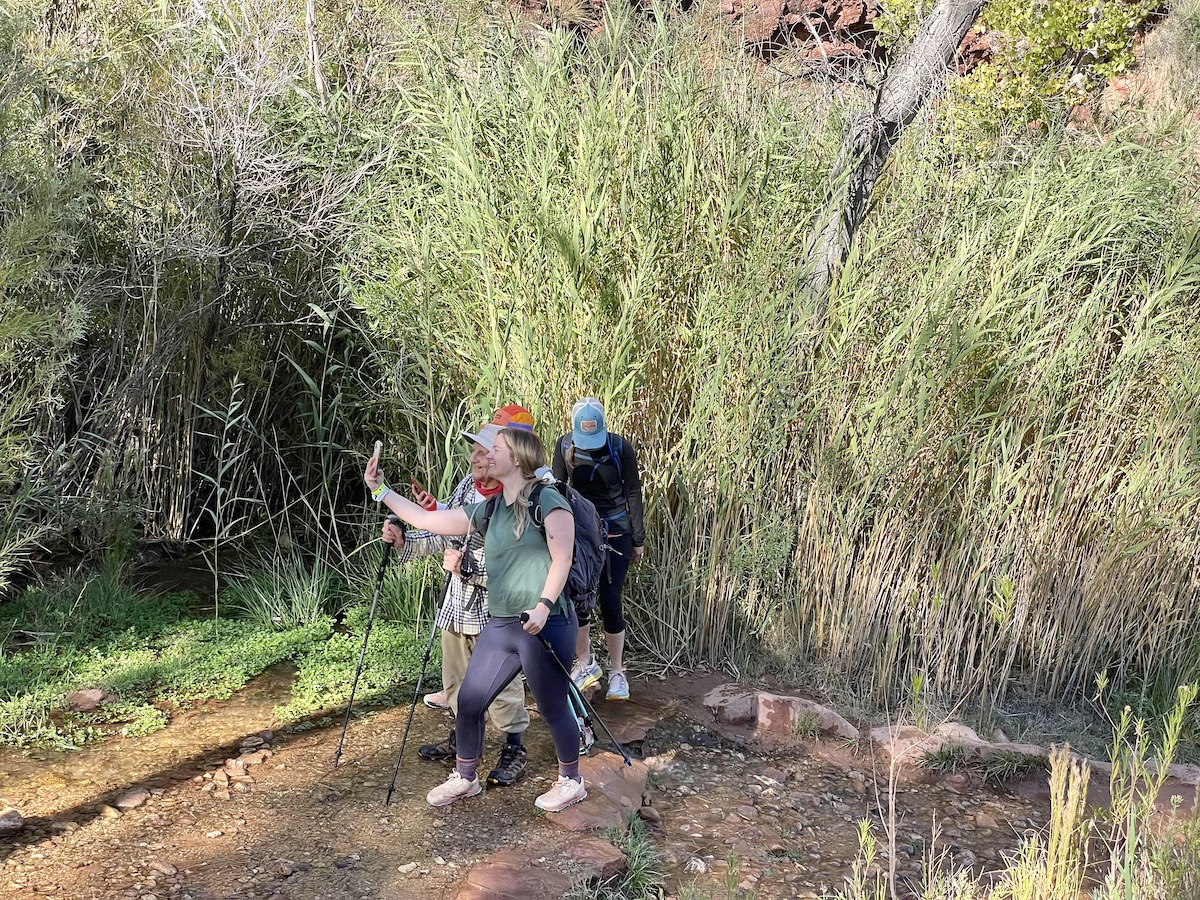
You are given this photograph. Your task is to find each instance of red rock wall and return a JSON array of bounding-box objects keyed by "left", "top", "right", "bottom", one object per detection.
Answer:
[
  {"left": 719, "top": 0, "right": 882, "bottom": 54},
  {"left": 524, "top": 0, "right": 991, "bottom": 71}
]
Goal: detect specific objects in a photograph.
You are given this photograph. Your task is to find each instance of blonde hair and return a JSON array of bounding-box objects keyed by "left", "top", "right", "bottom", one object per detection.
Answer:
[{"left": 498, "top": 428, "right": 549, "bottom": 538}]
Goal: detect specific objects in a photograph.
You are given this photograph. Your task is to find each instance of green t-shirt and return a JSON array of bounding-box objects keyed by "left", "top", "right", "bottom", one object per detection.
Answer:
[{"left": 466, "top": 486, "right": 573, "bottom": 618}]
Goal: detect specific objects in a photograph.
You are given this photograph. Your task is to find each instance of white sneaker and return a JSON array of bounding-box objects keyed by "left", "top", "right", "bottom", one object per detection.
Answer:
[
  {"left": 606, "top": 671, "right": 629, "bottom": 701},
  {"left": 535, "top": 776, "right": 587, "bottom": 812},
  {"left": 426, "top": 771, "right": 481, "bottom": 807},
  {"left": 423, "top": 690, "right": 450, "bottom": 710}
]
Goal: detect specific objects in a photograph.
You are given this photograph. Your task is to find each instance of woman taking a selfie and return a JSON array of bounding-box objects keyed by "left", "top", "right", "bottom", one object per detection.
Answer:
[{"left": 364, "top": 428, "right": 586, "bottom": 812}]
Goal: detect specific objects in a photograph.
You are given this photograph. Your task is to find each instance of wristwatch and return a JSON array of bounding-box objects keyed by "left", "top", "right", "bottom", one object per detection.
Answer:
[{"left": 537, "top": 597, "right": 555, "bottom": 611}]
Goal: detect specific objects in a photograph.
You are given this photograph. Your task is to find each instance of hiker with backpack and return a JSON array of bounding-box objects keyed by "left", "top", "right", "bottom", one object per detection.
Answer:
[
  {"left": 377, "top": 405, "right": 536, "bottom": 789},
  {"left": 365, "top": 427, "right": 589, "bottom": 812},
  {"left": 553, "top": 398, "right": 645, "bottom": 702}
]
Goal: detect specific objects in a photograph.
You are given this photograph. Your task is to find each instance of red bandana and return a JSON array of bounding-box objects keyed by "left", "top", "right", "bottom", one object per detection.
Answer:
[{"left": 475, "top": 478, "right": 502, "bottom": 498}]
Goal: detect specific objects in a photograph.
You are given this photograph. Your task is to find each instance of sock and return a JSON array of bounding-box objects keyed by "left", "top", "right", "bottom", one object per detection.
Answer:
[
  {"left": 506, "top": 731, "right": 523, "bottom": 748},
  {"left": 456, "top": 756, "right": 479, "bottom": 782},
  {"left": 559, "top": 759, "right": 581, "bottom": 782}
]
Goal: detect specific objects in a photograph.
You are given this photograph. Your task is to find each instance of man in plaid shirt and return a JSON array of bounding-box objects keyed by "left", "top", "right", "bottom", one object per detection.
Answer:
[{"left": 380, "top": 404, "right": 536, "bottom": 787}]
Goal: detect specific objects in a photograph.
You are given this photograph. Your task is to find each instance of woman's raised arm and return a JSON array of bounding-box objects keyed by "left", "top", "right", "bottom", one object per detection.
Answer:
[{"left": 364, "top": 457, "right": 470, "bottom": 536}]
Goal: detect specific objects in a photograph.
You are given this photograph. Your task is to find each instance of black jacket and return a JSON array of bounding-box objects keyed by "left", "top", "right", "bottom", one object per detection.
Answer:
[{"left": 551, "top": 433, "right": 645, "bottom": 547}]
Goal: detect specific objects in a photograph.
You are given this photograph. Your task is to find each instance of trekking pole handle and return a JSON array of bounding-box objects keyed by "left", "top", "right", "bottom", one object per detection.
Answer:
[
  {"left": 519, "top": 611, "right": 546, "bottom": 638},
  {"left": 383, "top": 513, "right": 404, "bottom": 545},
  {"left": 519, "top": 612, "right": 562, "bottom": 658}
]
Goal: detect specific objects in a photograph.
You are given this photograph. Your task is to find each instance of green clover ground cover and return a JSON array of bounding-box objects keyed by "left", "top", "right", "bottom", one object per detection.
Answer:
[{"left": 0, "top": 568, "right": 431, "bottom": 749}]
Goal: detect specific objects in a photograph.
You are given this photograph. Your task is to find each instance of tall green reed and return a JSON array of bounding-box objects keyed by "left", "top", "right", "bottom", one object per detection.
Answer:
[
  {"left": 348, "top": 3, "right": 835, "bottom": 665},
  {"left": 796, "top": 131, "right": 1200, "bottom": 706},
  {"left": 345, "top": 1, "right": 1200, "bottom": 709}
]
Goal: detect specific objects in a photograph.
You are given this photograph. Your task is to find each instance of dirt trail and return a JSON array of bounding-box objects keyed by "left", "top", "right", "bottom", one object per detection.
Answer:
[{"left": 0, "top": 670, "right": 1057, "bottom": 899}]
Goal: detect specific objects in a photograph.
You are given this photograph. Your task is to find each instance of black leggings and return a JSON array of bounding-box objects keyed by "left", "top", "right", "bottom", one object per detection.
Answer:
[
  {"left": 595, "top": 532, "right": 631, "bottom": 634},
  {"left": 455, "top": 611, "right": 580, "bottom": 764}
]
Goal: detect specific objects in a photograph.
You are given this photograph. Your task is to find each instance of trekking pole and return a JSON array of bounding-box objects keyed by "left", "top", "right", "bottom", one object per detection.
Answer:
[
  {"left": 334, "top": 513, "right": 402, "bottom": 768},
  {"left": 385, "top": 559, "right": 456, "bottom": 805},
  {"left": 520, "top": 613, "right": 632, "bottom": 766},
  {"left": 569, "top": 685, "right": 595, "bottom": 754}
]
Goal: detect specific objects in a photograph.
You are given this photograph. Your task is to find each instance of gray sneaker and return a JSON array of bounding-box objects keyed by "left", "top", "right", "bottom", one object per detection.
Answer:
[{"left": 571, "top": 660, "right": 602, "bottom": 691}]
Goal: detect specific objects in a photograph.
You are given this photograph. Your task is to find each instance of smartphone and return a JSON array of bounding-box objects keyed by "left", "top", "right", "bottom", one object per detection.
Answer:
[{"left": 411, "top": 480, "right": 437, "bottom": 511}]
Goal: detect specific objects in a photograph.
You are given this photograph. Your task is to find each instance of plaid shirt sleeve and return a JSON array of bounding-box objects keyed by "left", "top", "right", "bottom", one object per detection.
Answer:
[{"left": 429, "top": 476, "right": 489, "bottom": 635}]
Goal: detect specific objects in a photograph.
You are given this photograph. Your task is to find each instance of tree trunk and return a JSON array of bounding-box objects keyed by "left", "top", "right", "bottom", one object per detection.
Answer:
[{"left": 804, "top": 0, "right": 985, "bottom": 308}]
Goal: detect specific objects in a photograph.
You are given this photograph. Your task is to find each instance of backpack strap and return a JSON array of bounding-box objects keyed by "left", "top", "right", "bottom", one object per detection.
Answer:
[
  {"left": 606, "top": 434, "right": 624, "bottom": 482},
  {"left": 478, "top": 496, "right": 499, "bottom": 536},
  {"left": 559, "top": 435, "right": 575, "bottom": 475},
  {"left": 564, "top": 433, "right": 624, "bottom": 482},
  {"left": 528, "top": 482, "right": 547, "bottom": 532},
  {"left": 480, "top": 485, "right": 554, "bottom": 536}
]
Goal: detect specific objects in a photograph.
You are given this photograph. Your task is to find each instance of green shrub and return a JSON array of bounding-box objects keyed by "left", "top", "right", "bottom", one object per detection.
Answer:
[
  {"left": 277, "top": 610, "right": 429, "bottom": 722},
  {"left": 984, "top": 0, "right": 1157, "bottom": 85},
  {"left": 0, "top": 691, "right": 59, "bottom": 747},
  {"left": 2, "top": 571, "right": 192, "bottom": 648},
  {"left": 874, "top": 0, "right": 923, "bottom": 48},
  {"left": 565, "top": 816, "right": 664, "bottom": 899},
  {"left": 0, "top": 575, "right": 333, "bottom": 748},
  {"left": 961, "top": 0, "right": 1156, "bottom": 149},
  {"left": 340, "top": 544, "right": 443, "bottom": 627},
  {"left": 61, "top": 699, "right": 171, "bottom": 741},
  {"left": 880, "top": 0, "right": 1160, "bottom": 154},
  {"left": 224, "top": 556, "right": 343, "bottom": 628},
  {"left": 0, "top": 7, "right": 95, "bottom": 596},
  {"left": 0, "top": 8, "right": 90, "bottom": 489}
]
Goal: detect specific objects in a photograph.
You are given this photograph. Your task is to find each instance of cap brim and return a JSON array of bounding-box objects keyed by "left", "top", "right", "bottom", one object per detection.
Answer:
[
  {"left": 572, "top": 428, "right": 607, "bottom": 450},
  {"left": 461, "top": 430, "right": 495, "bottom": 451}
]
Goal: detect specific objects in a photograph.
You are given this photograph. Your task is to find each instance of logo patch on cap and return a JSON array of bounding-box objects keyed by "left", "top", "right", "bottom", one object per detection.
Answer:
[{"left": 580, "top": 419, "right": 599, "bottom": 434}]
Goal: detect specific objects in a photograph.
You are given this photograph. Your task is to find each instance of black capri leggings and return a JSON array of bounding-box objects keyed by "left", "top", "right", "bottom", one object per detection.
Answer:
[
  {"left": 455, "top": 610, "right": 580, "bottom": 764},
  {"left": 595, "top": 532, "right": 631, "bottom": 634}
]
